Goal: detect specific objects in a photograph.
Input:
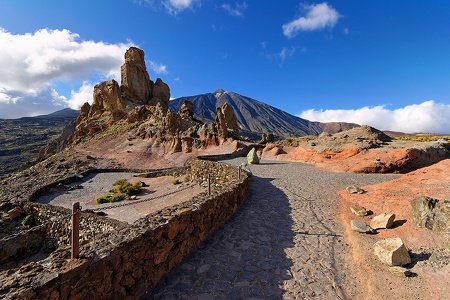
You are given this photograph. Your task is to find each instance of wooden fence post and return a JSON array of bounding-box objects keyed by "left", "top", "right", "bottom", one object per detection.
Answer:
[
  {"left": 207, "top": 174, "right": 211, "bottom": 195},
  {"left": 72, "top": 202, "right": 80, "bottom": 259}
]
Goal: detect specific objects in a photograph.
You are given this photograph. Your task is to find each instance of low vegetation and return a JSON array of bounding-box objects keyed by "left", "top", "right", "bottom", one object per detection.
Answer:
[
  {"left": 391, "top": 134, "right": 450, "bottom": 142},
  {"left": 96, "top": 179, "right": 142, "bottom": 204}
]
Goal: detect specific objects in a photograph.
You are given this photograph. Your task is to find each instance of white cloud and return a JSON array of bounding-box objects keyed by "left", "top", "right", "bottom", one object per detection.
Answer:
[
  {"left": 282, "top": 2, "right": 340, "bottom": 38},
  {"left": 0, "top": 27, "right": 134, "bottom": 118},
  {"left": 163, "top": 0, "right": 199, "bottom": 15},
  {"left": 299, "top": 101, "right": 450, "bottom": 134},
  {"left": 278, "top": 47, "right": 296, "bottom": 63},
  {"left": 67, "top": 82, "right": 95, "bottom": 110},
  {"left": 149, "top": 61, "right": 169, "bottom": 75},
  {"left": 221, "top": 2, "right": 248, "bottom": 17}
]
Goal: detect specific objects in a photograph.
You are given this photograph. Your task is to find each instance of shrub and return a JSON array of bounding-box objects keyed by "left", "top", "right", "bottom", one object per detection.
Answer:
[
  {"left": 96, "top": 179, "right": 141, "bottom": 204},
  {"left": 172, "top": 178, "right": 181, "bottom": 185},
  {"left": 21, "top": 215, "right": 35, "bottom": 227},
  {"left": 183, "top": 175, "right": 190, "bottom": 183},
  {"left": 113, "top": 179, "right": 127, "bottom": 186}
]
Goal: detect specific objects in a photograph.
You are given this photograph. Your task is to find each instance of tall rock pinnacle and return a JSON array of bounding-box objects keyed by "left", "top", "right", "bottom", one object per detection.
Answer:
[{"left": 120, "top": 47, "right": 151, "bottom": 104}]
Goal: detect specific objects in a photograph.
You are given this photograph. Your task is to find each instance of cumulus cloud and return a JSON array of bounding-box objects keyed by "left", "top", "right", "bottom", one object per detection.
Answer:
[
  {"left": 0, "top": 27, "right": 134, "bottom": 118},
  {"left": 221, "top": 2, "right": 248, "bottom": 17},
  {"left": 299, "top": 101, "right": 450, "bottom": 134},
  {"left": 149, "top": 61, "right": 169, "bottom": 75},
  {"left": 163, "top": 0, "right": 199, "bottom": 15},
  {"left": 282, "top": 2, "right": 340, "bottom": 38}
]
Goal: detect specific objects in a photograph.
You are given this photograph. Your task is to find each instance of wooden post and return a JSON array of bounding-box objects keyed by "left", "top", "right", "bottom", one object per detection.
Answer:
[
  {"left": 72, "top": 202, "right": 80, "bottom": 259},
  {"left": 207, "top": 174, "right": 211, "bottom": 195}
]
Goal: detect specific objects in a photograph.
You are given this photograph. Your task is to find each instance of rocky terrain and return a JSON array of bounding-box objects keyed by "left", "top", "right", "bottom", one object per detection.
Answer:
[
  {"left": 0, "top": 46, "right": 449, "bottom": 299},
  {"left": 0, "top": 109, "right": 78, "bottom": 178},
  {"left": 262, "top": 125, "right": 450, "bottom": 173}
]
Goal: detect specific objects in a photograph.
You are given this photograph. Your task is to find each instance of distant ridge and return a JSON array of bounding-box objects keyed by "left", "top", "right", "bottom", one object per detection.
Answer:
[{"left": 170, "top": 90, "right": 358, "bottom": 139}]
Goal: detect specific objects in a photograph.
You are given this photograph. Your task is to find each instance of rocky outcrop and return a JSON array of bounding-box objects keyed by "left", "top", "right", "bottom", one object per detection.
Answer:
[
  {"left": 67, "top": 47, "right": 238, "bottom": 154},
  {"left": 120, "top": 47, "right": 151, "bottom": 103},
  {"left": 220, "top": 102, "right": 239, "bottom": 134},
  {"left": 410, "top": 196, "right": 450, "bottom": 231}
]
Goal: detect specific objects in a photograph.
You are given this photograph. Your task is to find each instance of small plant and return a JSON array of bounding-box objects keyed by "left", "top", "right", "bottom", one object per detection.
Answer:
[
  {"left": 113, "top": 178, "right": 128, "bottom": 186},
  {"left": 172, "top": 178, "right": 181, "bottom": 185},
  {"left": 210, "top": 183, "right": 216, "bottom": 189},
  {"left": 21, "top": 215, "right": 35, "bottom": 227},
  {"left": 96, "top": 179, "right": 141, "bottom": 204},
  {"left": 183, "top": 175, "right": 190, "bottom": 183}
]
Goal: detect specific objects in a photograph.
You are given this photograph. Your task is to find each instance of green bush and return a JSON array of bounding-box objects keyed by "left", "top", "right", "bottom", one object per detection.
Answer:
[
  {"left": 21, "top": 215, "right": 35, "bottom": 227},
  {"left": 96, "top": 179, "right": 142, "bottom": 204}
]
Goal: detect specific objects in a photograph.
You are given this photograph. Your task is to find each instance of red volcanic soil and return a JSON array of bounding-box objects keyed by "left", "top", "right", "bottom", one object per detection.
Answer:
[{"left": 339, "top": 159, "right": 450, "bottom": 299}]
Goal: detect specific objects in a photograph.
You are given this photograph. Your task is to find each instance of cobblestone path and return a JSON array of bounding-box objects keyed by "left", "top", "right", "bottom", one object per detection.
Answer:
[{"left": 144, "top": 159, "right": 399, "bottom": 299}]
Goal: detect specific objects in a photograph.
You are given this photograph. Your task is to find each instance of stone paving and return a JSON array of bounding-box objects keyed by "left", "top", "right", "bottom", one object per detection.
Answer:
[{"left": 143, "top": 159, "right": 399, "bottom": 299}]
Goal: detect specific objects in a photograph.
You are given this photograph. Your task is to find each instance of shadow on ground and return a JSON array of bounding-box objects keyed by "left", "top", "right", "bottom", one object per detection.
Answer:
[{"left": 144, "top": 176, "right": 295, "bottom": 299}]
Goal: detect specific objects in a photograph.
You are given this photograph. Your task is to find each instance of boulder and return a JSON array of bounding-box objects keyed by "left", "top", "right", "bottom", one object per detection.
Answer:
[
  {"left": 350, "top": 220, "right": 376, "bottom": 234},
  {"left": 388, "top": 266, "right": 412, "bottom": 277},
  {"left": 370, "top": 213, "right": 395, "bottom": 229},
  {"left": 374, "top": 238, "right": 411, "bottom": 266},
  {"left": 247, "top": 148, "right": 259, "bottom": 164},
  {"left": 350, "top": 204, "right": 368, "bottom": 216},
  {"left": 120, "top": 47, "right": 151, "bottom": 104},
  {"left": 239, "top": 162, "right": 252, "bottom": 177},
  {"left": 346, "top": 185, "right": 365, "bottom": 194},
  {"left": 410, "top": 196, "right": 450, "bottom": 231},
  {"left": 7, "top": 208, "right": 21, "bottom": 220}
]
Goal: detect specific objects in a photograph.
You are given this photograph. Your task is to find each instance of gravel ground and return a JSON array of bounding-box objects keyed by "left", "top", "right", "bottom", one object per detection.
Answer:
[
  {"left": 145, "top": 158, "right": 400, "bottom": 299},
  {"left": 35, "top": 172, "right": 203, "bottom": 223}
]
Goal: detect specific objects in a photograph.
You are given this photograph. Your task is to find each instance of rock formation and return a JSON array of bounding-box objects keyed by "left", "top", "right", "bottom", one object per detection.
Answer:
[
  {"left": 66, "top": 47, "right": 240, "bottom": 154},
  {"left": 120, "top": 47, "right": 151, "bottom": 103},
  {"left": 220, "top": 102, "right": 239, "bottom": 134},
  {"left": 410, "top": 196, "right": 450, "bottom": 231}
]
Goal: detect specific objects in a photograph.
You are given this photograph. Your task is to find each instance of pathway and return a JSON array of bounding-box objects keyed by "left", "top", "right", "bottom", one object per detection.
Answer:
[{"left": 143, "top": 159, "right": 399, "bottom": 299}]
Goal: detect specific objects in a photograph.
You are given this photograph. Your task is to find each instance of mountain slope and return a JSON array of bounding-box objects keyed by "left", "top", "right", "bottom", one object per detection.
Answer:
[
  {"left": 0, "top": 108, "right": 79, "bottom": 177},
  {"left": 169, "top": 90, "right": 358, "bottom": 138}
]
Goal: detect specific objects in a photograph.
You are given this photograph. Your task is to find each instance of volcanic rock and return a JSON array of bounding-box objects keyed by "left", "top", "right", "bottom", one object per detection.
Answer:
[
  {"left": 180, "top": 101, "right": 194, "bottom": 119},
  {"left": 346, "top": 186, "right": 365, "bottom": 194},
  {"left": 120, "top": 47, "right": 151, "bottom": 103},
  {"left": 220, "top": 102, "right": 239, "bottom": 134},
  {"left": 410, "top": 196, "right": 450, "bottom": 231},
  {"left": 350, "top": 204, "right": 368, "bottom": 216},
  {"left": 374, "top": 237, "right": 411, "bottom": 266},
  {"left": 149, "top": 78, "right": 170, "bottom": 109},
  {"left": 350, "top": 220, "right": 376, "bottom": 234},
  {"left": 388, "top": 266, "right": 412, "bottom": 277},
  {"left": 247, "top": 148, "right": 259, "bottom": 164},
  {"left": 92, "top": 79, "right": 123, "bottom": 112},
  {"left": 370, "top": 213, "right": 396, "bottom": 229}
]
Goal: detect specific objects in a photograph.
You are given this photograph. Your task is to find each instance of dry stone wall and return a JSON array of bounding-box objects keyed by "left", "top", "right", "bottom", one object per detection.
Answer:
[{"left": 1, "top": 157, "right": 249, "bottom": 299}]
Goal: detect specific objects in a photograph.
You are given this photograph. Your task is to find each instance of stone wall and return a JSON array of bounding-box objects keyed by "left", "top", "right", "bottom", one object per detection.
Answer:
[{"left": 0, "top": 157, "right": 249, "bottom": 299}]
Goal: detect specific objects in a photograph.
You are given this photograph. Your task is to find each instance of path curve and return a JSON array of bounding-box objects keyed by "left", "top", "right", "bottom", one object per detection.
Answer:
[{"left": 143, "top": 159, "right": 399, "bottom": 299}]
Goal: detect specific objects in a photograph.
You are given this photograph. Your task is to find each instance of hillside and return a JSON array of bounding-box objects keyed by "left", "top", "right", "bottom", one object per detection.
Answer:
[
  {"left": 169, "top": 90, "right": 358, "bottom": 139},
  {"left": 0, "top": 108, "right": 79, "bottom": 178}
]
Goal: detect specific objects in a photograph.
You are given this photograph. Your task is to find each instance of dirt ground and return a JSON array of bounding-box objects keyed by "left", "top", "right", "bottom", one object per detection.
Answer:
[
  {"left": 338, "top": 159, "right": 450, "bottom": 300},
  {"left": 37, "top": 173, "right": 205, "bottom": 224}
]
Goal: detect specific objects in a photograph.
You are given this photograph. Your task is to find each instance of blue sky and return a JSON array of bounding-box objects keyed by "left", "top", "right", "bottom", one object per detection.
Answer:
[{"left": 1, "top": 1, "right": 450, "bottom": 133}]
